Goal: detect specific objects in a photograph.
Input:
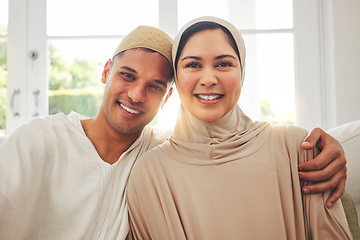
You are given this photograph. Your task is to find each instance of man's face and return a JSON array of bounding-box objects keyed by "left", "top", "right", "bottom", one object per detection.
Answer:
[{"left": 100, "top": 48, "right": 173, "bottom": 137}]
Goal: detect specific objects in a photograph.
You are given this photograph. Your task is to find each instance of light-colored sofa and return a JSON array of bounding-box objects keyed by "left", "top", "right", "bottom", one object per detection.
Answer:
[
  {"left": 328, "top": 121, "right": 360, "bottom": 217},
  {"left": 328, "top": 120, "right": 360, "bottom": 239},
  {"left": 0, "top": 135, "right": 6, "bottom": 144}
]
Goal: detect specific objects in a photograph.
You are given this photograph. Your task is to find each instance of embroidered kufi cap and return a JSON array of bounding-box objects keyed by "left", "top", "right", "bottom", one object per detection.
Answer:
[{"left": 113, "top": 26, "right": 173, "bottom": 65}]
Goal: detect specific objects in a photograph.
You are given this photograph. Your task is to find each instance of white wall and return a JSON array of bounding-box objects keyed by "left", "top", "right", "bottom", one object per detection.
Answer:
[{"left": 332, "top": 0, "right": 360, "bottom": 126}]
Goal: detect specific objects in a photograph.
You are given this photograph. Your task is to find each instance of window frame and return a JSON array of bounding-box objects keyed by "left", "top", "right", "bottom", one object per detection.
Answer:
[{"left": 5, "top": 0, "right": 333, "bottom": 133}]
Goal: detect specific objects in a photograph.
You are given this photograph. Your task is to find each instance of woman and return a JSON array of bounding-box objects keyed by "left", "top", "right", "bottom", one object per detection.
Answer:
[{"left": 126, "top": 17, "right": 352, "bottom": 239}]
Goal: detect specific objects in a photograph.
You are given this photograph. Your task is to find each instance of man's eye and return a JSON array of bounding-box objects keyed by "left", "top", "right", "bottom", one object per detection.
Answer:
[
  {"left": 185, "top": 62, "right": 200, "bottom": 68},
  {"left": 149, "top": 85, "right": 164, "bottom": 93},
  {"left": 120, "top": 72, "right": 135, "bottom": 80}
]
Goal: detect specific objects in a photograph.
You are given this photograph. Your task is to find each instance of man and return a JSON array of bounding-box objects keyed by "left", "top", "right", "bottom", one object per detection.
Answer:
[{"left": 0, "top": 26, "right": 347, "bottom": 239}]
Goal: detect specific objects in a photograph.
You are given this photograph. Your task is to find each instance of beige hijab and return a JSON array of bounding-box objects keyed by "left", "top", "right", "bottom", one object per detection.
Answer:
[{"left": 170, "top": 16, "right": 270, "bottom": 164}]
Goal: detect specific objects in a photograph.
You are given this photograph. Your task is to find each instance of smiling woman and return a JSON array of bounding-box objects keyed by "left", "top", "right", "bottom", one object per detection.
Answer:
[{"left": 125, "top": 16, "right": 352, "bottom": 240}]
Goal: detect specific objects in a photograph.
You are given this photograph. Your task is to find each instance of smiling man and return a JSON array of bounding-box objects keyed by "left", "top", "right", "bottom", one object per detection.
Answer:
[
  {"left": 0, "top": 25, "right": 348, "bottom": 240},
  {"left": 0, "top": 26, "right": 174, "bottom": 240},
  {"left": 82, "top": 47, "right": 173, "bottom": 165}
]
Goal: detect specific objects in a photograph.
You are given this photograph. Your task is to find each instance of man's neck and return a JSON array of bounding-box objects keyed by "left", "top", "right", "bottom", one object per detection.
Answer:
[{"left": 81, "top": 116, "right": 142, "bottom": 165}]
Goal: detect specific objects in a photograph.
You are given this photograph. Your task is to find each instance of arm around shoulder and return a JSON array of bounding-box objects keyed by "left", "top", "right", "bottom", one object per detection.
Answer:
[{"left": 300, "top": 143, "right": 352, "bottom": 239}]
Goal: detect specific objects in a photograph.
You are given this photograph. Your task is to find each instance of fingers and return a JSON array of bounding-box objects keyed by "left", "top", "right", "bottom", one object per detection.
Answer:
[
  {"left": 325, "top": 176, "right": 347, "bottom": 208},
  {"left": 298, "top": 147, "right": 340, "bottom": 172},
  {"left": 298, "top": 139, "right": 345, "bottom": 172},
  {"left": 301, "top": 128, "right": 324, "bottom": 150},
  {"left": 299, "top": 129, "right": 347, "bottom": 208},
  {"left": 299, "top": 128, "right": 344, "bottom": 171},
  {"left": 301, "top": 167, "right": 347, "bottom": 200},
  {"left": 299, "top": 128, "right": 348, "bottom": 208},
  {"left": 299, "top": 157, "right": 346, "bottom": 182},
  {"left": 298, "top": 154, "right": 332, "bottom": 172}
]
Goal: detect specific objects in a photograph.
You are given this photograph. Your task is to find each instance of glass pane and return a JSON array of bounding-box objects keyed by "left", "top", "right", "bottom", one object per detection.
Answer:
[
  {"left": 0, "top": 0, "right": 8, "bottom": 35},
  {"left": 0, "top": 0, "right": 8, "bottom": 135},
  {"left": 48, "top": 39, "right": 120, "bottom": 117},
  {"left": 255, "top": 0, "right": 293, "bottom": 30},
  {"left": 178, "top": 0, "right": 230, "bottom": 29},
  {"left": 0, "top": 39, "right": 6, "bottom": 135},
  {"left": 47, "top": 0, "right": 159, "bottom": 36},
  {"left": 178, "top": 0, "right": 292, "bottom": 30},
  {"left": 241, "top": 33, "right": 295, "bottom": 124}
]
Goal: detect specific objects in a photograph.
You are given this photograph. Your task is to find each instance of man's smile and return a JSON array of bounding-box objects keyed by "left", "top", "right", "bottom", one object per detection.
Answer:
[{"left": 118, "top": 102, "right": 142, "bottom": 115}]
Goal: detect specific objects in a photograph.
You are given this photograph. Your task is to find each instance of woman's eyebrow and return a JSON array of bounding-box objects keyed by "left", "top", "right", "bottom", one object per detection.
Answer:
[
  {"left": 181, "top": 55, "right": 237, "bottom": 61},
  {"left": 215, "top": 54, "right": 237, "bottom": 60},
  {"left": 181, "top": 56, "right": 201, "bottom": 61}
]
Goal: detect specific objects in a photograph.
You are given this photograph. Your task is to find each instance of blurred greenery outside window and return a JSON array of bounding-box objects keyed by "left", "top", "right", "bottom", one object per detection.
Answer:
[
  {"left": 0, "top": 39, "right": 104, "bottom": 134},
  {"left": 0, "top": 0, "right": 8, "bottom": 134},
  {"left": 48, "top": 44, "right": 104, "bottom": 117},
  {"left": 0, "top": 40, "right": 7, "bottom": 134}
]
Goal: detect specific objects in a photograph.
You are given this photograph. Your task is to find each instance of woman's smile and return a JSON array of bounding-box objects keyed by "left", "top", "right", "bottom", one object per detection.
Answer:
[{"left": 195, "top": 93, "right": 224, "bottom": 104}]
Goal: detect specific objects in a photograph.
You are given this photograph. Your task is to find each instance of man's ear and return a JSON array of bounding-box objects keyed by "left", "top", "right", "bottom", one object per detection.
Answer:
[
  {"left": 101, "top": 59, "right": 112, "bottom": 84},
  {"left": 161, "top": 87, "right": 173, "bottom": 108}
]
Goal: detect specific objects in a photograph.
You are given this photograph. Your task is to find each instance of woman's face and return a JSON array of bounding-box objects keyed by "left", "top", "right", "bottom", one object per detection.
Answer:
[{"left": 176, "top": 28, "right": 242, "bottom": 122}]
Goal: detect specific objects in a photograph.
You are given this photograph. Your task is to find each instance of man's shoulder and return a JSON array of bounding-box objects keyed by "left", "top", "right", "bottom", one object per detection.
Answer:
[
  {"left": 5, "top": 113, "right": 79, "bottom": 144},
  {"left": 14, "top": 113, "right": 66, "bottom": 132},
  {"left": 66, "top": 111, "right": 89, "bottom": 123},
  {"left": 0, "top": 114, "right": 68, "bottom": 156}
]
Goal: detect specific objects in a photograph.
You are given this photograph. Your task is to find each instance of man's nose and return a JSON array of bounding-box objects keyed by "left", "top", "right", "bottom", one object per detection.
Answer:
[{"left": 128, "top": 83, "right": 146, "bottom": 103}]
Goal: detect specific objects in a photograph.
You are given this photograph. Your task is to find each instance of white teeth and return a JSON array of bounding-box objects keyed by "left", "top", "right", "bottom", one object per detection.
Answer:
[
  {"left": 197, "top": 94, "right": 221, "bottom": 100},
  {"left": 120, "top": 103, "right": 141, "bottom": 114}
]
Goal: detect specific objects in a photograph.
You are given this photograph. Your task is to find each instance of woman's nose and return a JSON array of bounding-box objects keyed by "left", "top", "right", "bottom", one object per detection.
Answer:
[{"left": 199, "top": 68, "right": 218, "bottom": 87}]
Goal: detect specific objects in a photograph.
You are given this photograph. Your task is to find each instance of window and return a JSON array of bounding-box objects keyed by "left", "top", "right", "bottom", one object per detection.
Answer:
[
  {"left": 0, "top": 0, "right": 8, "bottom": 136},
  {"left": 46, "top": 0, "right": 159, "bottom": 118},
  {"left": 5, "top": 0, "right": 325, "bottom": 134}
]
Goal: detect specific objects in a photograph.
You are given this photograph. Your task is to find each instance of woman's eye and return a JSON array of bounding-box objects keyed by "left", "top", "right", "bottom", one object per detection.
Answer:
[
  {"left": 185, "top": 62, "right": 200, "bottom": 68},
  {"left": 217, "top": 62, "right": 232, "bottom": 67}
]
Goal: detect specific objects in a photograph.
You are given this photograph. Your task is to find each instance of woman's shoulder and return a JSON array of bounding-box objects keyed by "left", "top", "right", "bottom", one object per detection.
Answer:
[
  {"left": 128, "top": 141, "right": 175, "bottom": 192},
  {"left": 269, "top": 124, "right": 308, "bottom": 138},
  {"left": 266, "top": 124, "right": 308, "bottom": 147},
  {"left": 132, "top": 140, "right": 172, "bottom": 171}
]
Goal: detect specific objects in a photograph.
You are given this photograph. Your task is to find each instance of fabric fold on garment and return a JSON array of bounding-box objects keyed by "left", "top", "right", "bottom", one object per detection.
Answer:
[{"left": 170, "top": 104, "right": 270, "bottom": 164}]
